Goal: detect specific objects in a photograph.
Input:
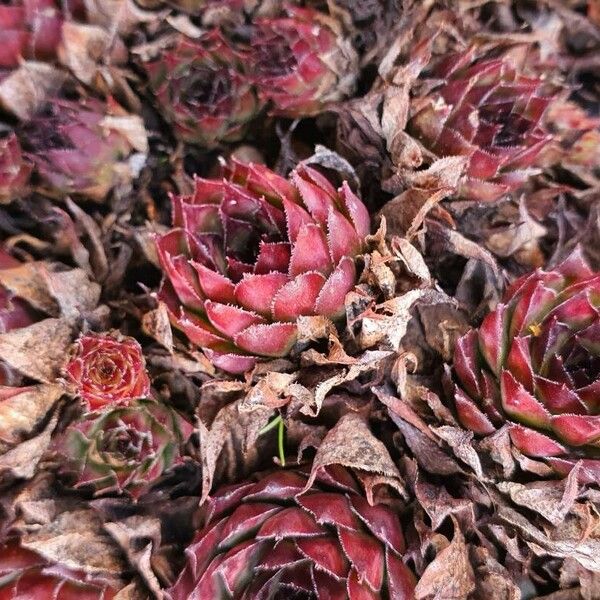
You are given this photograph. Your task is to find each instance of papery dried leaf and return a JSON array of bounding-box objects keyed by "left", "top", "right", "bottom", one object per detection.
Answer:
[
  {"left": 0, "top": 383, "right": 65, "bottom": 452},
  {"left": 22, "top": 508, "right": 127, "bottom": 584},
  {"left": 0, "top": 62, "right": 66, "bottom": 120},
  {"left": 498, "top": 502, "right": 600, "bottom": 572},
  {"left": 497, "top": 465, "right": 580, "bottom": 526},
  {"left": 198, "top": 399, "right": 272, "bottom": 503},
  {"left": 105, "top": 516, "right": 163, "bottom": 597},
  {"left": 356, "top": 288, "right": 451, "bottom": 351},
  {"left": 415, "top": 477, "right": 475, "bottom": 531},
  {"left": 304, "top": 412, "right": 406, "bottom": 499},
  {"left": 142, "top": 302, "right": 174, "bottom": 352},
  {"left": 0, "top": 318, "right": 74, "bottom": 382},
  {"left": 415, "top": 520, "right": 475, "bottom": 600},
  {"left": 0, "top": 413, "right": 58, "bottom": 484}
]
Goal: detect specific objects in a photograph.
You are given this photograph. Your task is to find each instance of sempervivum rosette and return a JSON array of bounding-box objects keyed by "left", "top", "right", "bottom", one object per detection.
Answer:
[
  {"left": 250, "top": 6, "right": 358, "bottom": 117},
  {"left": 55, "top": 398, "right": 193, "bottom": 499},
  {"left": 453, "top": 249, "right": 600, "bottom": 482},
  {"left": 20, "top": 96, "right": 147, "bottom": 202},
  {"left": 65, "top": 333, "right": 151, "bottom": 410},
  {"left": 143, "top": 31, "right": 259, "bottom": 148},
  {"left": 0, "top": 133, "right": 31, "bottom": 202},
  {"left": 0, "top": 540, "right": 117, "bottom": 599},
  {"left": 408, "top": 45, "right": 556, "bottom": 202},
  {"left": 167, "top": 467, "right": 416, "bottom": 599},
  {"left": 156, "top": 159, "right": 370, "bottom": 374}
]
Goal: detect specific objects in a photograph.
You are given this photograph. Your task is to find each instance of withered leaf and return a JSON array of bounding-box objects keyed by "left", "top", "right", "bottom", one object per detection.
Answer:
[
  {"left": 415, "top": 476, "right": 475, "bottom": 531},
  {"left": 356, "top": 288, "right": 451, "bottom": 351},
  {"left": 415, "top": 519, "right": 475, "bottom": 600},
  {"left": 432, "top": 426, "right": 484, "bottom": 480},
  {"left": 304, "top": 412, "right": 406, "bottom": 499},
  {"left": 0, "top": 383, "right": 65, "bottom": 452},
  {"left": 105, "top": 516, "right": 162, "bottom": 598},
  {"left": 142, "top": 302, "right": 174, "bottom": 353},
  {"left": 497, "top": 465, "right": 580, "bottom": 527},
  {"left": 498, "top": 503, "right": 600, "bottom": 572},
  {"left": 0, "top": 61, "right": 66, "bottom": 120},
  {"left": 0, "top": 318, "right": 74, "bottom": 382},
  {"left": 389, "top": 412, "right": 464, "bottom": 476},
  {"left": 22, "top": 508, "right": 127, "bottom": 585},
  {"left": 198, "top": 400, "right": 272, "bottom": 503},
  {"left": 0, "top": 413, "right": 58, "bottom": 484}
]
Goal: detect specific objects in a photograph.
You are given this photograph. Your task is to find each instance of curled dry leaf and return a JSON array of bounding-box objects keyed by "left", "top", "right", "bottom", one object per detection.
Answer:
[
  {"left": 0, "top": 413, "right": 58, "bottom": 485},
  {"left": 21, "top": 508, "right": 128, "bottom": 585},
  {"left": 496, "top": 465, "right": 581, "bottom": 527},
  {"left": 304, "top": 412, "right": 407, "bottom": 499},
  {"left": 0, "top": 318, "right": 74, "bottom": 383},
  {"left": 0, "top": 383, "right": 65, "bottom": 453},
  {"left": 0, "top": 62, "right": 66, "bottom": 121},
  {"left": 415, "top": 519, "right": 475, "bottom": 600},
  {"left": 197, "top": 398, "right": 273, "bottom": 503},
  {"left": 104, "top": 516, "right": 163, "bottom": 597}
]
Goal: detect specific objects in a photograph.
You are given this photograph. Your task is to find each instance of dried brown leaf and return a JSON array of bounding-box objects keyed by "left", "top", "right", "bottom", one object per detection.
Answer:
[
  {"left": 198, "top": 400, "right": 272, "bottom": 503},
  {"left": 0, "top": 383, "right": 65, "bottom": 452},
  {"left": 356, "top": 288, "right": 451, "bottom": 351},
  {"left": 0, "top": 318, "right": 74, "bottom": 382},
  {"left": 415, "top": 520, "right": 475, "bottom": 600},
  {"left": 22, "top": 508, "right": 127, "bottom": 585},
  {"left": 389, "top": 413, "right": 464, "bottom": 476},
  {"left": 142, "top": 303, "right": 174, "bottom": 353},
  {"left": 304, "top": 412, "right": 407, "bottom": 499},
  {"left": 0, "top": 413, "right": 58, "bottom": 484},
  {"left": 105, "top": 516, "right": 162, "bottom": 598},
  {"left": 0, "top": 61, "right": 66, "bottom": 120},
  {"left": 497, "top": 465, "right": 580, "bottom": 526},
  {"left": 415, "top": 477, "right": 475, "bottom": 531}
]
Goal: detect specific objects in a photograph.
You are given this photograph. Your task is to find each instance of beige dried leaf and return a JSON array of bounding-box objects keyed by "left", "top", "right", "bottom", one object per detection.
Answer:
[
  {"left": 0, "top": 383, "right": 65, "bottom": 453},
  {"left": 304, "top": 412, "right": 406, "bottom": 499},
  {"left": 0, "top": 318, "right": 74, "bottom": 382},
  {"left": 0, "top": 62, "right": 66, "bottom": 120},
  {"left": 415, "top": 520, "right": 476, "bottom": 600}
]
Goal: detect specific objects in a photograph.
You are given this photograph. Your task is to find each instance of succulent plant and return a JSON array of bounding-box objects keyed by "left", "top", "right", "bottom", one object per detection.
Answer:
[
  {"left": 0, "top": 0, "right": 86, "bottom": 68},
  {"left": 0, "top": 539, "right": 117, "bottom": 599},
  {"left": 20, "top": 96, "right": 147, "bottom": 202},
  {"left": 143, "top": 31, "right": 259, "bottom": 148},
  {"left": 55, "top": 398, "right": 193, "bottom": 498},
  {"left": 0, "top": 133, "right": 31, "bottom": 202},
  {"left": 65, "top": 333, "right": 151, "bottom": 410},
  {"left": 453, "top": 248, "right": 600, "bottom": 482},
  {"left": 408, "top": 45, "right": 556, "bottom": 202},
  {"left": 250, "top": 6, "right": 358, "bottom": 116},
  {"left": 156, "top": 159, "right": 370, "bottom": 373},
  {"left": 167, "top": 466, "right": 416, "bottom": 599}
]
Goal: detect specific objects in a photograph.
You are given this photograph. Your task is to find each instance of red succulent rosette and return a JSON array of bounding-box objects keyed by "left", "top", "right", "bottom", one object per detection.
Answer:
[
  {"left": 54, "top": 398, "right": 192, "bottom": 499},
  {"left": 167, "top": 467, "right": 416, "bottom": 599},
  {"left": 453, "top": 249, "right": 600, "bottom": 482},
  {"left": 65, "top": 333, "right": 151, "bottom": 410},
  {"left": 0, "top": 540, "right": 117, "bottom": 599},
  {"left": 408, "top": 45, "right": 556, "bottom": 202},
  {"left": 0, "top": 0, "right": 85, "bottom": 68},
  {"left": 156, "top": 159, "right": 370, "bottom": 374},
  {"left": 20, "top": 96, "right": 147, "bottom": 201},
  {"left": 143, "top": 31, "right": 259, "bottom": 148},
  {"left": 250, "top": 6, "right": 358, "bottom": 117},
  {"left": 0, "top": 133, "right": 31, "bottom": 202}
]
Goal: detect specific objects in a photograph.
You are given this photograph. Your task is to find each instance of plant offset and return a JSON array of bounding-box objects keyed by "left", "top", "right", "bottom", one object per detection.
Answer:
[{"left": 0, "top": 2, "right": 598, "bottom": 600}]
